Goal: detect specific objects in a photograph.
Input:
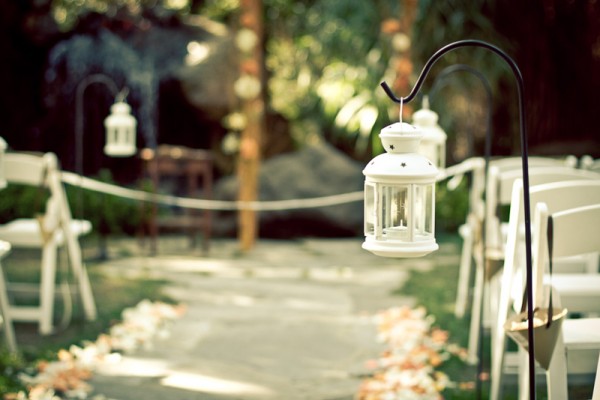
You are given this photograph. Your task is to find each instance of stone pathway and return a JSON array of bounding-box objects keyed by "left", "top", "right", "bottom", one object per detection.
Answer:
[{"left": 89, "top": 238, "right": 443, "bottom": 400}]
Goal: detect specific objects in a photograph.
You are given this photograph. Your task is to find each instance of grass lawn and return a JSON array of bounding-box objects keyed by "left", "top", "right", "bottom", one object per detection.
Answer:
[{"left": 0, "top": 236, "right": 174, "bottom": 395}]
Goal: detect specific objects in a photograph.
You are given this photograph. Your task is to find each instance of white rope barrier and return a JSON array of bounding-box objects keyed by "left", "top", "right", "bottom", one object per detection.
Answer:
[
  {"left": 60, "top": 171, "right": 364, "bottom": 211},
  {"left": 59, "top": 159, "right": 478, "bottom": 213}
]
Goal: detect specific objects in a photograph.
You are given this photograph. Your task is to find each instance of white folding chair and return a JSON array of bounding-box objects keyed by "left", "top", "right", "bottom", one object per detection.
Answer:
[
  {"left": 464, "top": 163, "right": 597, "bottom": 366},
  {"left": 520, "top": 203, "right": 600, "bottom": 399},
  {"left": 452, "top": 156, "right": 577, "bottom": 322},
  {"left": 0, "top": 152, "right": 96, "bottom": 334},
  {"left": 485, "top": 162, "right": 591, "bottom": 261},
  {"left": 490, "top": 179, "right": 600, "bottom": 400},
  {"left": 0, "top": 240, "right": 17, "bottom": 352}
]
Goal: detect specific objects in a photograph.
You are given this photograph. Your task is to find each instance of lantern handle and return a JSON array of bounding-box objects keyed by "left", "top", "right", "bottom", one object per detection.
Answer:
[
  {"left": 116, "top": 87, "right": 130, "bottom": 103},
  {"left": 381, "top": 38, "right": 537, "bottom": 400}
]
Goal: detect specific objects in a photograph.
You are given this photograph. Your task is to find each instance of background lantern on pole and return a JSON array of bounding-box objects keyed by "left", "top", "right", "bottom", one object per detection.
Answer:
[
  {"left": 103, "top": 90, "right": 137, "bottom": 157},
  {"left": 412, "top": 95, "right": 447, "bottom": 169},
  {"left": 363, "top": 121, "right": 439, "bottom": 258}
]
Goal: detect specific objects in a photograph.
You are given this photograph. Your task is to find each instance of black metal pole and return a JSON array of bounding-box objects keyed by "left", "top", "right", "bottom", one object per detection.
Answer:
[
  {"left": 75, "top": 74, "right": 120, "bottom": 260},
  {"left": 75, "top": 74, "right": 120, "bottom": 184},
  {"left": 381, "top": 39, "right": 535, "bottom": 399}
]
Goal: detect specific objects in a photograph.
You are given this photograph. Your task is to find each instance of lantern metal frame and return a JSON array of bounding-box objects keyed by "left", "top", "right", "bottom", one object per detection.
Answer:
[
  {"left": 103, "top": 90, "right": 137, "bottom": 157},
  {"left": 363, "top": 122, "right": 439, "bottom": 258},
  {"left": 379, "top": 39, "right": 537, "bottom": 399},
  {"left": 75, "top": 73, "right": 137, "bottom": 179}
]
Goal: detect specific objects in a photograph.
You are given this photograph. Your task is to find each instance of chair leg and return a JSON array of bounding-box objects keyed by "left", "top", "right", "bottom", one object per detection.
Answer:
[
  {"left": 546, "top": 331, "right": 568, "bottom": 400},
  {"left": 518, "top": 348, "right": 530, "bottom": 400},
  {"left": 490, "top": 334, "right": 507, "bottom": 400},
  {"left": 455, "top": 225, "right": 473, "bottom": 319},
  {"left": 489, "top": 272, "right": 515, "bottom": 400},
  {"left": 65, "top": 231, "right": 96, "bottom": 321},
  {"left": 39, "top": 243, "right": 57, "bottom": 335},
  {"left": 77, "top": 264, "right": 96, "bottom": 321},
  {"left": 0, "top": 262, "right": 17, "bottom": 353},
  {"left": 467, "top": 261, "right": 484, "bottom": 365}
]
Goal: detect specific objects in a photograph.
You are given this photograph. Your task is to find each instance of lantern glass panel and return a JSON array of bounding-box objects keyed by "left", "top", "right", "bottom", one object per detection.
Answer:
[
  {"left": 414, "top": 183, "right": 434, "bottom": 239},
  {"left": 381, "top": 184, "right": 410, "bottom": 240},
  {"left": 425, "top": 183, "right": 434, "bottom": 236},
  {"left": 364, "top": 182, "right": 375, "bottom": 236},
  {"left": 414, "top": 185, "right": 424, "bottom": 235}
]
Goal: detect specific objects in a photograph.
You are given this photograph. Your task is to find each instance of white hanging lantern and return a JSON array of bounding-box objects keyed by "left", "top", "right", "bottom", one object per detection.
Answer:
[
  {"left": 103, "top": 101, "right": 137, "bottom": 157},
  {"left": 363, "top": 122, "right": 439, "bottom": 258},
  {"left": 412, "top": 96, "right": 447, "bottom": 169},
  {"left": 0, "top": 137, "right": 6, "bottom": 189}
]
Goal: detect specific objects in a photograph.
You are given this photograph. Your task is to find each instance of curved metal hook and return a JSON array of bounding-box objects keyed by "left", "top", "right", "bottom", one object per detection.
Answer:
[{"left": 380, "top": 39, "right": 523, "bottom": 105}]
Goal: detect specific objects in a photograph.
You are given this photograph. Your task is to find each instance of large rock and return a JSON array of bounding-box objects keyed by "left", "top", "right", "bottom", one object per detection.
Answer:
[{"left": 214, "top": 143, "right": 365, "bottom": 238}]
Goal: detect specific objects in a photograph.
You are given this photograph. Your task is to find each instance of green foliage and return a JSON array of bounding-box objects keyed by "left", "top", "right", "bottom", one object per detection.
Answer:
[
  {"left": 0, "top": 350, "right": 27, "bottom": 394},
  {"left": 50, "top": 0, "right": 192, "bottom": 31},
  {"left": 0, "top": 185, "right": 49, "bottom": 224},
  {"left": 200, "top": 0, "right": 240, "bottom": 21},
  {"left": 264, "top": 0, "right": 399, "bottom": 159},
  {"left": 66, "top": 169, "right": 144, "bottom": 236},
  {"left": 435, "top": 178, "right": 470, "bottom": 233},
  {"left": 0, "top": 169, "right": 143, "bottom": 236}
]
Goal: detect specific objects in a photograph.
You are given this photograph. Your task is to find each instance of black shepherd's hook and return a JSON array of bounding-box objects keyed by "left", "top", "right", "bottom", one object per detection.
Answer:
[{"left": 380, "top": 39, "right": 537, "bottom": 400}]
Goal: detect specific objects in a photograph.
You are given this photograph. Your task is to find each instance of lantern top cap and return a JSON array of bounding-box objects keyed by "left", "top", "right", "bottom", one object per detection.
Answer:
[
  {"left": 412, "top": 107, "right": 439, "bottom": 126},
  {"left": 412, "top": 96, "right": 439, "bottom": 126},
  {"left": 110, "top": 101, "right": 131, "bottom": 114},
  {"left": 380, "top": 121, "right": 420, "bottom": 135},
  {"left": 379, "top": 122, "right": 422, "bottom": 154}
]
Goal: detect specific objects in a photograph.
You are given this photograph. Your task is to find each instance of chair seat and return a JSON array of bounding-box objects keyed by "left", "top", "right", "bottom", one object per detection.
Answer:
[
  {"left": 545, "top": 274, "right": 600, "bottom": 313},
  {"left": 563, "top": 318, "right": 600, "bottom": 349},
  {"left": 0, "top": 219, "right": 92, "bottom": 248},
  {"left": 562, "top": 318, "right": 600, "bottom": 375}
]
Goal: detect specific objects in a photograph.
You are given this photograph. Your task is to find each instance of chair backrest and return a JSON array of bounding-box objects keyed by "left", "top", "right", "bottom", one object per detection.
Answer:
[
  {"left": 486, "top": 157, "right": 579, "bottom": 218},
  {"left": 499, "top": 179, "right": 600, "bottom": 313},
  {"left": 517, "top": 179, "right": 600, "bottom": 223},
  {"left": 488, "top": 155, "right": 577, "bottom": 173},
  {"left": 532, "top": 203, "right": 600, "bottom": 307},
  {"left": 485, "top": 165, "right": 600, "bottom": 251},
  {"left": 3, "top": 152, "right": 71, "bottom": 232},
  {"left": 492, "top": 166, "right": 599, "bottom": 207},
  {"left": 4, "top": 152, "right": 58, "bottom": 187}
]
